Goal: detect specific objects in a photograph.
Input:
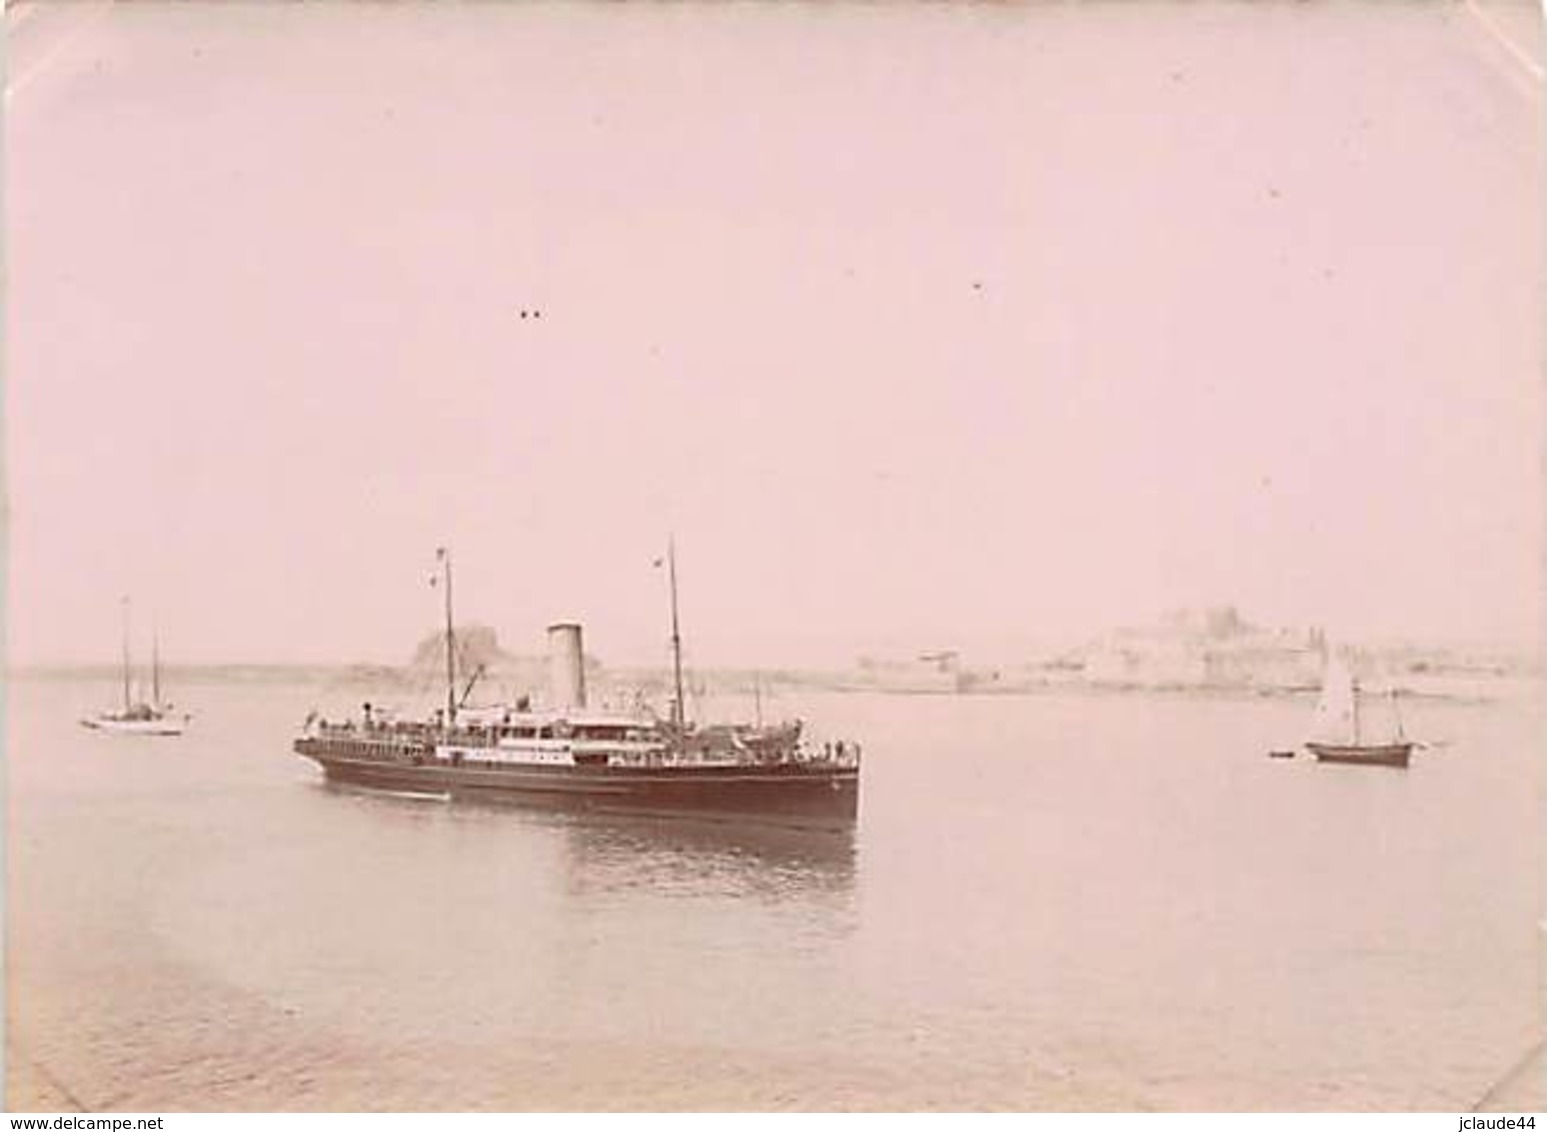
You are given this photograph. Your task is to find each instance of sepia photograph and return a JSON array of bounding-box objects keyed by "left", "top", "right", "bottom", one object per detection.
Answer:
[{"left": 4, "top": 0, "right": 1543, "bottom": 1116}]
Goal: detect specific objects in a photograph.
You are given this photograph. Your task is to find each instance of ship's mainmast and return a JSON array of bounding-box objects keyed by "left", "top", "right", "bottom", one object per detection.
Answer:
[
  {"left": 120, "top": 596, "right": 132, "bottom": 713},
  {"left": 668, "top": 536, "right": 685, "bottom": 731},
  {"left": 438, "top": 546, "right": 456, "bottom": 728}
]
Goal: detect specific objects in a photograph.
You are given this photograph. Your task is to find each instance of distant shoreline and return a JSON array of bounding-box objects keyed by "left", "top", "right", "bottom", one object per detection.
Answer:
[{"left": 10, "top": 662, "right": 1537, "bottom": 706}]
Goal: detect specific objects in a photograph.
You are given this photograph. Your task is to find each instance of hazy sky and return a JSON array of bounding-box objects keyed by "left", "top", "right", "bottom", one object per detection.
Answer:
[{"left": 6, "top": 1, "right": 1543, "bottom": 667}]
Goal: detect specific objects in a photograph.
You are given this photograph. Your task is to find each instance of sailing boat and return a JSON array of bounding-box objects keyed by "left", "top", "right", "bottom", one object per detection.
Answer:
[
  {"left": 1305, "top": 652, "right": 1411, "bottom": 768},
  {"left": 81, "top": 599, "right": 188, "bottom": 736}
]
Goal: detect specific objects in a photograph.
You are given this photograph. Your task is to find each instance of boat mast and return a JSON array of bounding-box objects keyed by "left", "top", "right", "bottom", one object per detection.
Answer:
[
  {"left": 1351, "top": 674, "right": 1361, "bottom": 745},
  {"left": 439, "top": 546, "right": 457, "bottom": 729},
  {"left": 151, "top": 619, "right": 160, "bottom": 706},
  {"left": 668, "top": 536, "right": 685, "bottom": 731},
  {"left": 120, "top": 596, "right": 132, "bottom": 712}
]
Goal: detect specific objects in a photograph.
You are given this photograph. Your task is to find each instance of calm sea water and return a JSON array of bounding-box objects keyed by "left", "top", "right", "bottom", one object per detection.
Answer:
[{"left": 6, "top": 677, "right": 1541, "bottom": 1111}]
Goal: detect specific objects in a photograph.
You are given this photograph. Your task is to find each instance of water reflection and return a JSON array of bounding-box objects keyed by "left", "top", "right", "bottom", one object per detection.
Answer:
[
  {"left": 555, "top": 810, "right": 857, "bottom": 902},
  {"left": 313, "top": 777, "right": 858, "bottom": 903}
]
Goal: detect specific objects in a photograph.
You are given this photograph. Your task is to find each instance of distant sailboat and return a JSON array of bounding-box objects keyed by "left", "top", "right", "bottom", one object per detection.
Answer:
[
  {"left": 1305, "top": 652, "right": 1411, "bottom": 768},
  {"left": 81, "top": 599, "right": 188, "bottom": 736}
]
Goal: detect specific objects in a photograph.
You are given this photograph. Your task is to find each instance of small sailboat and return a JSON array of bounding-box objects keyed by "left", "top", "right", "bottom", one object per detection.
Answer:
[
  {"left": 81, "top": 599, "right": 188, "bottom": 736},
  {"left": 1305, "top": 652, "right": 1411, "bottom": 768}
]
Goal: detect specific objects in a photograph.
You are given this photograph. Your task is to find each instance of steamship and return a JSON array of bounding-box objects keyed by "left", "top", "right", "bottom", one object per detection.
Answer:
[{"left": 293, "top": 546, "right": 860, "bottom": 829}]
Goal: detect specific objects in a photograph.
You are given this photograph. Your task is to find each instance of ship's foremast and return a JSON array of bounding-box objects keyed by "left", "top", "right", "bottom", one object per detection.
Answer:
[
  {"left": 667, "top": 535, "right": 686, "bottom": 733},
  {"left": 436, "top": 546, "right": 457, "bottom": 730}
]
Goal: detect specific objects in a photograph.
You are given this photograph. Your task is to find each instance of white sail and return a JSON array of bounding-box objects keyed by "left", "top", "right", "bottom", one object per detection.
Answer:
[{"left": 1309, "top": 653, "right": 1358, "bottom": 744}]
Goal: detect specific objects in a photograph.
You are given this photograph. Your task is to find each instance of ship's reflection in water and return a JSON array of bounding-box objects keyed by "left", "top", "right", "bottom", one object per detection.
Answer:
[
  {"left": 293, "top": 779, "right": 861, "bottom": 1052},
  {"left": 316, "top": 777, "right": 857, "bottom": 905},
  {"left": 554, "top": 811, "right": 857, "bottom": 903}
]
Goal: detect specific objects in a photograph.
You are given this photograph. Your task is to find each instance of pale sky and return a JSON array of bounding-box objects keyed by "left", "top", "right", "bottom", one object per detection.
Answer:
[{"left": 6, "top": 1, "right": 1543, "bottom": 667}]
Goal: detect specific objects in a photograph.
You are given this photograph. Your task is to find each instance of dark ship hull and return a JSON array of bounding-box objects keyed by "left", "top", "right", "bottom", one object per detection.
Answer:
[
  {"left": 294, "top": 737, "right": 859, "bottom": 830},
  {"left": 1306, "top": 741, "right": 1413, "bottom": 768}
]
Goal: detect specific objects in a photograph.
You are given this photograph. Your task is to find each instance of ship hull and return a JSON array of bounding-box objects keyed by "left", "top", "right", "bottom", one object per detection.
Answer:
[
  {"left": 1306, "top": 741, "right": 1412, "bottom": 768},
  {"left": 295, "top": 739, "right": 859, "bottom": 830},
  {"left": 81, "top": 717, "right": 186, "bottom": 736}
]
